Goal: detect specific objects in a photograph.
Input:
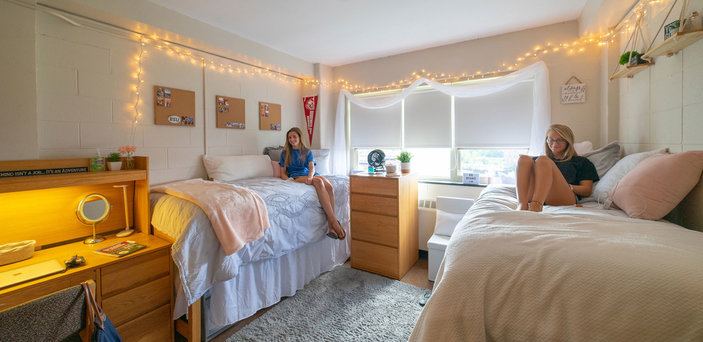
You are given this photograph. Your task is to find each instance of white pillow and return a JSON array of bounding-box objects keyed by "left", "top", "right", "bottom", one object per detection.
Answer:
[
  {"left": 202, "top": 154, "right": 273, "bottom": 181},
  {"left": 573, "top": 141, "right": 593, "bottom": 155},
  {"left": 312, "top": 149, "right": 330, "bottom": 175},
  {"left": 433, "top": 210, "right": 465, "bottom": 236},
  {"left": 433, "top": 196, "right": 474, "bottom": 236},
  {"left": 581, "top": 148, "right": 668, "bottom": 205}
]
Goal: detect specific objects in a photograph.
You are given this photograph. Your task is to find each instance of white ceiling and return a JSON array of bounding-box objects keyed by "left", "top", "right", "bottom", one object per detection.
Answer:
[{"left": 147, "top": 0, "right": 588, "bottom": 67}]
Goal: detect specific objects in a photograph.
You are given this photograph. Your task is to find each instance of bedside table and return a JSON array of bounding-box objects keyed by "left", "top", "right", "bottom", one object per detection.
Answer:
[{"left": 349, "top": 172, "right": 418, "bottom": 279}]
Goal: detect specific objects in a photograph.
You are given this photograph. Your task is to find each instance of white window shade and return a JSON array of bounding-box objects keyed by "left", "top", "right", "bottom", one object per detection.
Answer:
[
  {"left": 350, "top": 100, "right": 401, "bottom": 148},
  {"left": 404, "top": 90, "right": 451, "bottom": 148},
  {"left": 455, "top": 81, "right": 534, "bottom": 148}
]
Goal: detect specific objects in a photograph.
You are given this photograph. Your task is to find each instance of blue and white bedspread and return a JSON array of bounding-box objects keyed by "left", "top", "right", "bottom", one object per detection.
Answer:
[{"left": 150, "top": 176, "right": 350, "bottom": 318}]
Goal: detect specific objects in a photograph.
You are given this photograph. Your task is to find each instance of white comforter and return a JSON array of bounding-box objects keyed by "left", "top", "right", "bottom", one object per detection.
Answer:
[
  {"left": 150, "top": 176, "right": 350, "bottom": 319},
  {"left": 411, "top": 185, "right": 703, "bottom": 341}
]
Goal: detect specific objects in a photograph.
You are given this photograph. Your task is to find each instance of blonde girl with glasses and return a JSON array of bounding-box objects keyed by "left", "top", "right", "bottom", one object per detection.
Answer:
[{"left": 515, "top": 124, "right": 599, "bottom": 212}]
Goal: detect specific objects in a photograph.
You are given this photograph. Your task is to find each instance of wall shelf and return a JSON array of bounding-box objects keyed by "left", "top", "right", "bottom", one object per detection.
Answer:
[
  {"left": 0, "top": 169, "right": 147, "bottom": 193},
  {"left": 609, "top": 62, "right": 655, "bottom": 80},
  {"left": 643, "top": 29, "right": 703, "bottom": 58}
]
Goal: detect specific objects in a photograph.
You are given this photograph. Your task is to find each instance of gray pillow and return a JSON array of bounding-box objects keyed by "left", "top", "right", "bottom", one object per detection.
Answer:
[
  {"left": 263, "top": 146, "right": 284, "bottom": 162},
  {"left": 582, "top": 141, "right": 621, "bottom": 178}
]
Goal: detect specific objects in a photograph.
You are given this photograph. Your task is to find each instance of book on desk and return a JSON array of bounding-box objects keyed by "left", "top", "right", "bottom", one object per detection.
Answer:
[{"left": 94, "top": 241, "right": 146, "bottom": 257}]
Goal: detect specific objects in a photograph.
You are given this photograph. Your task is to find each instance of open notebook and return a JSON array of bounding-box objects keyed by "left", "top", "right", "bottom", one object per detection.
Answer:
[{"left": 0, "top": 260, "right": 66, "bottom": 290}]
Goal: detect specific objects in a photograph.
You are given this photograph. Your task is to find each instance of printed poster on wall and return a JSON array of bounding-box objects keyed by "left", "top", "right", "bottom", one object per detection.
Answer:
[
  {"left": 303, "top": 95, "right": 318, "bottom": 145},
  {"left": 154, "top": 85, "right": 196, "bottom": 126}
]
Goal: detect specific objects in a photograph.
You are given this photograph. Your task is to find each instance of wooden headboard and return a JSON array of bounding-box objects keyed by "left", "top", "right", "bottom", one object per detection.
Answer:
[
  {"left": 666, "top": 175, "right": 703, "bottom": 232},
  {"left": 0, "top": 157, "right": 149, "bottom": 248}
]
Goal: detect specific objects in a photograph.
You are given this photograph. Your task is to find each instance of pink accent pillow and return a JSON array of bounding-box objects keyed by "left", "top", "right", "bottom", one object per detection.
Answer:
[
  {"left": 612, "top": 151, "right": 703, "bottom": 220},
  {"left": 271, "top": 161, "right": 281, "bottom": 178}
]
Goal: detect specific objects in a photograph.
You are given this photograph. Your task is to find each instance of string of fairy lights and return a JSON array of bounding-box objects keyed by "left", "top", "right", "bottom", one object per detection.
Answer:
[{"left": 125, "top": 0, "right": 671, "bottom": 124}]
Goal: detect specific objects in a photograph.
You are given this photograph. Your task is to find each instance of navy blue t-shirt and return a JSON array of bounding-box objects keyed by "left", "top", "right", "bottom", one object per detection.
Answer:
[{"left": 534, "top": 155, "right": 600, "bottom": 185}]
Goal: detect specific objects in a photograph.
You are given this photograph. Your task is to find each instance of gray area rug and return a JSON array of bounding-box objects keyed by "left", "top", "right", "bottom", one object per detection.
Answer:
[{"left": 225, "top": 266, "right": 427, "bottom": 341}]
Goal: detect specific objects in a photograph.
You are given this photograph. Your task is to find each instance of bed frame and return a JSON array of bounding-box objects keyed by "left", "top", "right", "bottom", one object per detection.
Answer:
[{"left": 665, "top": 174, "right": 703, "bottom": 232}]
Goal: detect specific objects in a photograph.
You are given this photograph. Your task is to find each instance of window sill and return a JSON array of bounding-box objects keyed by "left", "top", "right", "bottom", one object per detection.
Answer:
[{"left": 419, "top": 180, "right": 487, "bottom": 187}]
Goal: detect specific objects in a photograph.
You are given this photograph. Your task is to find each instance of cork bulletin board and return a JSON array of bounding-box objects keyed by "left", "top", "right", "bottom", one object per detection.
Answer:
[
  {"left": 259, "top": 102, "right": 281, "bottom": 131},
  {"left": 216, "top": 95, "right": 246, "bottom": 129},
  {"left": 154, "top": 85, "right": 196, "bottom": 126}
]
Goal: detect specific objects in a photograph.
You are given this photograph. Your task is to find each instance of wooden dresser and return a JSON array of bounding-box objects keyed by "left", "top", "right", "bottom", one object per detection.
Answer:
[
  {"left": 350, "top": 172, "right": 418, "bottom": 279},
  {"left": 0, "top": 157, "right": 173, "bottom": 341}
]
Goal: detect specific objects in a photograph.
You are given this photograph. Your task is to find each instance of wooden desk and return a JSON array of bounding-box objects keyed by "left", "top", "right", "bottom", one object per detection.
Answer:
[{"left": 0, "top": 233, "right": 172, "bottom": 341}]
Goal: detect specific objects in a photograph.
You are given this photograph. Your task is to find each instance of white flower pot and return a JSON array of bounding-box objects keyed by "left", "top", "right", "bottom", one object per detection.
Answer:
[
  {"left": 107, "top": 161, "right": 122, "bottom": 171},
  {"left": 401, "top": 162, "right": 411, "bottom": 173}
]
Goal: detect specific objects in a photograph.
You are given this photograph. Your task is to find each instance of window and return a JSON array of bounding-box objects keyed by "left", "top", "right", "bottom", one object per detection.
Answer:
[
  {"left": 458, "top": 148, "right": 527, "bottom": 185},
  {"left": 349, "top": 80, "right": 534, "bottom": 183}
]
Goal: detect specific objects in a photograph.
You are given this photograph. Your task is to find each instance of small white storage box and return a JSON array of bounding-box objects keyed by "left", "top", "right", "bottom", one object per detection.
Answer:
[
  {"left": 427, "top": 197, "right": 474, "bottom": 281},
  {"left": 427, "top": 234, "right": 451, "bottom": 281}
]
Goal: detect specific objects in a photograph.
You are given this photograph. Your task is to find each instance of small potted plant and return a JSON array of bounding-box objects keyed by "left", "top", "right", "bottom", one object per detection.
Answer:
[
  {"left": 397, "top": 151, "right": 412, "bottom": 173},
  {"left": 619, "top": 51, "right": 646, "bottom": 66},
  {"left": 106, "top": 152, "right": 122, "bottom": 171}
]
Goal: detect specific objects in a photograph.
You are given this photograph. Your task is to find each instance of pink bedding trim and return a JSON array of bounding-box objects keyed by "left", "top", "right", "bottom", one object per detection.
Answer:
[{"left": 152, "top": 179, "right": 270, "bottom": 255}]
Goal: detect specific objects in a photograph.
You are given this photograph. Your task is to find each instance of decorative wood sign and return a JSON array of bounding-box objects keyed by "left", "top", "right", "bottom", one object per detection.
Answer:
[
  {"left": 560, "top": 76, "right": 586, "bottom": 104},
  {"left": 259, "top": 102, "right": 281, "bottom": 131},
  {"left": 154, "top": 85, "right": 196, "bottom": 126},
  {"left": 216, "top": 95, "right": 246, "bottom": 129}
]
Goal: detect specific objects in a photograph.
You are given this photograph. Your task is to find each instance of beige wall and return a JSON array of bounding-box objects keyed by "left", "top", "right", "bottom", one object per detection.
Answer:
[
  {"left": 0, "top": 1, "right": 38, "bottom": 160},
  {"left": 614, "top": 0, "right": 703, "bottom": 155},
  {"left": 1, "top": 1, "right": 310, "bottom": 185},
  {"left": 333, "top": 21, "right": 603, "bottom": 148}
]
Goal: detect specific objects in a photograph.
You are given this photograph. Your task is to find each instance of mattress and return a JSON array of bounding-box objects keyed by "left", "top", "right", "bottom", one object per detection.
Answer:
[
  {"left": 150, "top": 175, "right": 350, "bottom": 324},
  {"left": 410, "top": 185, "right": 703, "bottom": 341}
]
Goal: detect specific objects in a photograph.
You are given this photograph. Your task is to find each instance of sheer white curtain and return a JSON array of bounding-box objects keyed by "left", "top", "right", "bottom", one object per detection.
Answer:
[{"left": 331, "top": 61, "right": 551, "bottom": 175}]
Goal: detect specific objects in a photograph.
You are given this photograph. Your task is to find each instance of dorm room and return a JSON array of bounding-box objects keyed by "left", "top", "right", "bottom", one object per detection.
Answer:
[{"left": 2, "top": 0, "right": 703, "bottom": 341}]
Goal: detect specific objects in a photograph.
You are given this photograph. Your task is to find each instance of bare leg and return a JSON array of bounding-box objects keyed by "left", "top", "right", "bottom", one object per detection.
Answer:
[
  {"left": 529, "top": 156, "right": 576, "bottom": 212},
  {"left": 516, "top": 155, "right": 535, "bottom": 210},
  {"left": 311, "top": 177, "right": 345, "bottom": 239}
]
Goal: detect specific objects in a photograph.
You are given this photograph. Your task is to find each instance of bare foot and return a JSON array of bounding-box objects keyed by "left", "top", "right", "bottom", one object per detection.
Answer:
[
  {"left": 517, "top": 202, "right": 529, "bottom": 210},
  {"left": 528, "top": 201, "right": 543, "bottom": 212},
  {"left": 327, "top": 220, "right": 345, "bottom": 240}
]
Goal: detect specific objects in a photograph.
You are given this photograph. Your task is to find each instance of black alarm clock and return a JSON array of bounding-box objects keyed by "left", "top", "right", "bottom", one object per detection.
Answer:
[{"left": 367, "top": 149, "right": 385, "bottom": 172}]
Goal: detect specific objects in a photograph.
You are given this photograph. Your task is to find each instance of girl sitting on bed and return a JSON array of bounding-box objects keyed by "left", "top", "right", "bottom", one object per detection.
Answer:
[
  {"left": 516, "top": 124, "right": 599, "bottom": 212},
  {"left": 280, "top": 127, "right": 345, "bottom": 240}
]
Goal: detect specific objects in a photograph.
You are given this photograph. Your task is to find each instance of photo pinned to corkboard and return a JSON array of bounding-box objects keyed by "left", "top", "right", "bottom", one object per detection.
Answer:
[
  {"left": 259, "top": 101, "right": 281, "bottom": 131},
  {"left": 154, "top": 85, "right": 196, "bottom": 126},
  {"left": 216, "top": 95, "right": 246, "bottom": 129}
]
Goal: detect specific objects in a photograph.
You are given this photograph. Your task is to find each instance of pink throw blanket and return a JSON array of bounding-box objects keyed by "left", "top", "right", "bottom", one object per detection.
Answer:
[{"left": 152, "top": 179, "right": 270, "bottom": 255}]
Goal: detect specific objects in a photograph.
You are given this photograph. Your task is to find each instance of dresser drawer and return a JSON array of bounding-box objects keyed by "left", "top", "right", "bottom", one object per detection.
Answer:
[
  {"left": 351, "top": 240, "right": 399, "bottom": 279},
  {"left": 351, "top": 211, "right": 398, "bottom": 247},
  {"left": 351, "top": 176, "right": 398, "bottom": 197},
  {"left": 101, "top": 248, "right": 169, "bottom": 297},
  {"left": 102, "top": 275, "right": 170, "bottom": 326},
  {"left": 350, "top": 194, "right": 398, "bottom": 216},
  {"left": 116, "top": 303, "right": 171, "bottom": 342}
]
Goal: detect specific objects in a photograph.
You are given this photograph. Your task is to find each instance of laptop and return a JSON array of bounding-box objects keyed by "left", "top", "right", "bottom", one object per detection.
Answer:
[{"left": 0, "top": 260, "right": 66, "bottom": 290}]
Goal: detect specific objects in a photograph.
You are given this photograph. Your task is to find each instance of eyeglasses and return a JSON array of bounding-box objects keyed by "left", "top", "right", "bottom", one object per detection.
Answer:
[{"left": 546, "top": 138, "right": 567, "bottom": 144}]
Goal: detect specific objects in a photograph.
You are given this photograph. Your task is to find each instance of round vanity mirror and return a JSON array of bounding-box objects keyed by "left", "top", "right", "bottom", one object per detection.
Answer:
[{"left": 76, "top": 193, "right": 110, "bottom": 244}]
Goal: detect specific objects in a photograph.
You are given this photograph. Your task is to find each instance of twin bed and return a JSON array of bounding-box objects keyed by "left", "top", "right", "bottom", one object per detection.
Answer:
[
  {"left": 150, "top": 154, "right": 350, "bottom": 340},
  {"left": 411, "top": 150, "right": 703, "bottom": 341}
]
